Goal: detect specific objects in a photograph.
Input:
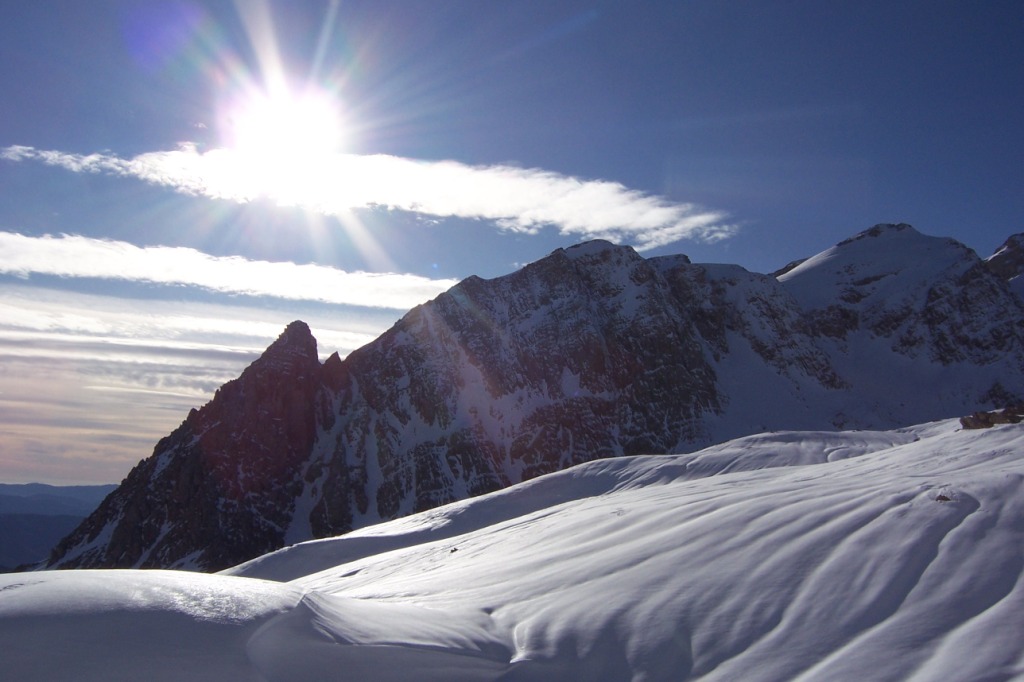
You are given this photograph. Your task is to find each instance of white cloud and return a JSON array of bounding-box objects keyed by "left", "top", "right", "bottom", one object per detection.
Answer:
[
  {"left": 2, "top": 144, "right": 736, "bottom": 251},
  {"left": 0, "top": 231, "right": 457, "bottom": 310}
]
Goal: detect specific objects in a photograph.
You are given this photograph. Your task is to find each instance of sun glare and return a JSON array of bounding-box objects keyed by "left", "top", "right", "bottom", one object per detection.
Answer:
[
  {"left": 211, "top": 83, "right": 352, "bottom": 202},
  {"left": 231, "top": 88, "right": 344, "bottom": 158},
  {"left": 211, "top": 84, "right": 348, "bottom": 201}
]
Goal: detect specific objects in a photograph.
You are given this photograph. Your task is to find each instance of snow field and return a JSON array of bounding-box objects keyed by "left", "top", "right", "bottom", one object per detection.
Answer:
[{"left": 3, "top": 418, "right": 1023, "bottom": 680}]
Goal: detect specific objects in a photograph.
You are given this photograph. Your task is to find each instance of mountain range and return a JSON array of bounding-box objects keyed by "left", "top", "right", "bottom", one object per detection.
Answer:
[
  {"left": 44, "top": 223, "right": 1024, "bottom": 572},
  {"left": 0, "top": 484, "right": 116, "bottom": 572}
]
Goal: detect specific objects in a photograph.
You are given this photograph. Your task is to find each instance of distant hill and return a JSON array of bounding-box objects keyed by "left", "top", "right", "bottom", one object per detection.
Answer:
[
  {"left": 0, "top": 484, "right": 115, "bottom": 571},
  {"left": 0, "top": 483, "right": 117, "bottom": 516},
  {"left": 0, "top": 514, "right": 86, "bottom": 570}
]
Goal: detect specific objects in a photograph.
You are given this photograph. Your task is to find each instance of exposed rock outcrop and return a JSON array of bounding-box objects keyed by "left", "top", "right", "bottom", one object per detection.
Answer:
[
  {"left": 986, "top": 233, "right": 1024, "bottom": 281},
  {"left": 960, "top": 403, "right": 1024, "bottom": 429},
  {"left": 986, "top": 233, "right": 1024, "bottom": 300}
]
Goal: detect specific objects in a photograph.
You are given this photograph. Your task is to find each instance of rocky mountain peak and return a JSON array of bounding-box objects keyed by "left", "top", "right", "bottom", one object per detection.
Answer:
[
  {"left": 249, "top": 320, "right": 319, "bottom": 375},
  {"left": 274, "top": 319, "right": 316, "bottom": 349},
  {"left": 46, "top": 320, "right": 331, "bottom": 571}
]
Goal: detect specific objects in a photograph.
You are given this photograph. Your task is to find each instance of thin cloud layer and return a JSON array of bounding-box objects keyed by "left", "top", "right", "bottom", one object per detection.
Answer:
[
  {"left": 2, "top": 145, "right": 736, "bottom": 250},
  {"left": 0, "top": 231, "right": 457, "bottom": 310},
  {"left": 0, "top": 281, "right": 399, "bottom": 483}
]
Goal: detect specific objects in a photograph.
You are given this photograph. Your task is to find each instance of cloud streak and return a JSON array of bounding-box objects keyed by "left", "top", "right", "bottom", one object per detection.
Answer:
[
  {"left": 0, "top": 231, "right": 457, "bottom": 310},
  {"left": 2, "top": 144, "right": 736, "bottom": 250},
  {"left": 0, "top": 281, "right": 398, "bottom": 483}
]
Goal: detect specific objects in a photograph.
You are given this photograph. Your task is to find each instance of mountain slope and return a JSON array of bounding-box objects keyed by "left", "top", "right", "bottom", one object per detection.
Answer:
[
  {"left": 46, "top": 225, "right": 1024, "bottom": 571},
  {"left": 6, "top": 419, "right": 1024, "bottom": 680}
]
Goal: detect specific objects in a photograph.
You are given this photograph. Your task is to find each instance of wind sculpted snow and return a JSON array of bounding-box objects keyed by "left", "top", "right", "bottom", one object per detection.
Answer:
[{"left": 4, "top": 418, "right": 1024, "bottom": 680}]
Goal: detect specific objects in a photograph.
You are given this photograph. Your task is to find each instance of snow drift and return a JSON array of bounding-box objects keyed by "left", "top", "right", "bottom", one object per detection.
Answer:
[{"left": 4, "top": 418, "right": 1023, "bottom": 680}]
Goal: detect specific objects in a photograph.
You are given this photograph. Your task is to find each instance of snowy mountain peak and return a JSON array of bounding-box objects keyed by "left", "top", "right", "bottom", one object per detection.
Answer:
[
  {"left": 775, "top": 224, "right": 1024, "bottom": 414},
  {"left": 778, "top": 223, "right": 985, "bottom": 318},
  {"left": 779, "top": 223, "right": 969, "bottom": 295}
]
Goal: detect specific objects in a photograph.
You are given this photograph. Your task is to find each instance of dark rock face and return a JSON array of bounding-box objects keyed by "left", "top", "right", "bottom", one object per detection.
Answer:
[
  {"left": 48, "top": 322, "right": 329, "bottom": 570},
  {"left": 960, "top": 403, "right": 1024, "bottom": 429},
  {"left": 47, "top": 229, "right": 1024, "bottom": 572},
  {"left": 986, "top": 233, "right": 1024, "bottom": 282}
]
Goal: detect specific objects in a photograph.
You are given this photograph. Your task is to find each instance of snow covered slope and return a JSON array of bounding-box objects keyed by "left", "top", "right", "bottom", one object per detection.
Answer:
[{"left": 6, "top": 419, "right": 1024, "bottom": 680}]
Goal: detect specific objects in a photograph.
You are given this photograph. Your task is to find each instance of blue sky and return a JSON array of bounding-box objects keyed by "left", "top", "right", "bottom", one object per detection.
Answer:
[{"left": 1, "top": 0, "right": 1021, "bottom": 484}]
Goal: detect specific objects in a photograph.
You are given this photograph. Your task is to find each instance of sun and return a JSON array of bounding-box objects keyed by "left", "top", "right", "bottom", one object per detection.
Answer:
[
  {"left": 230, "top": 87, "right": 345, "bottom": 158},
  {"left": 216, "top": 83, "right": 349, "bottom": 203}
]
